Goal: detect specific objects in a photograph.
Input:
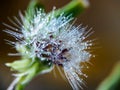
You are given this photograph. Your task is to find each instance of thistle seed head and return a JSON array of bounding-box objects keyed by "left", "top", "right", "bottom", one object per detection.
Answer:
[{"left": 5, "top": 8, "right": 93, "bottom": 90}]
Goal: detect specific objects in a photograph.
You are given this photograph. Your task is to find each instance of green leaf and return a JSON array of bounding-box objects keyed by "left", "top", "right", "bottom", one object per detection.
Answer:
[
  {"left": 24, "top": 0, "right": 44, "bottom": 31},
  {"left": 6, "top": 59, "right": 31, "bottom": 72}
]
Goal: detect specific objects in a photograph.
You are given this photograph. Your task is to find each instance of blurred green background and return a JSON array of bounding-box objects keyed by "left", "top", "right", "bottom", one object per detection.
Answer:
[{"left": 0, "top": 0, "right": 120, "bottom": 90}]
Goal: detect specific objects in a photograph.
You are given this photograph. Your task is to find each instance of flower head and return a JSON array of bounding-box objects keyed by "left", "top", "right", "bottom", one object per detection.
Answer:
[{"left": 5, "top": 8, "right": 93, "bottom": 90}]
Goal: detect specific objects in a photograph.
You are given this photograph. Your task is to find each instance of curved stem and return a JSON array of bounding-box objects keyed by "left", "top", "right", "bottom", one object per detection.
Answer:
[{"left": 97, "top": 61, "right": 120, "bottom": 90}]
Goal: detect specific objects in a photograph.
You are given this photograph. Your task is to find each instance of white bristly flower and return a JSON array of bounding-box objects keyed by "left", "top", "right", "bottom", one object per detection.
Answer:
[{"left": 4, "top": 8, "right": 93, "bottom": 90}]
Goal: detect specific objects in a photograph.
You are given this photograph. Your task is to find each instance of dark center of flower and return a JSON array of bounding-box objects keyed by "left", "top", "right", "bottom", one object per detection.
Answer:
[{"left": 34, "top": 36, "right": 69, "bottom": 66}]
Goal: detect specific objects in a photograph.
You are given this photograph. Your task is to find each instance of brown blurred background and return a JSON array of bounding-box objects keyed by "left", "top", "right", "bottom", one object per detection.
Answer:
[{"left": 0, "top": 0, "right": 120, "bottom": 90}]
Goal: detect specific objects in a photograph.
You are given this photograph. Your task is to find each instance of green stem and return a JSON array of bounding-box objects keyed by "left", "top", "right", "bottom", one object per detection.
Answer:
[
  {"left": 97, "top": 61, "right": 120, "bottom": 90},
  {"left": 15, "top": 62, "right": 40, "bottom": 90},
  {"left": 53, "top": 0, "right": 89, "bottom": 17},
  {"left": 15, "top": 60, "right": 52, "bottom": 90}
]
